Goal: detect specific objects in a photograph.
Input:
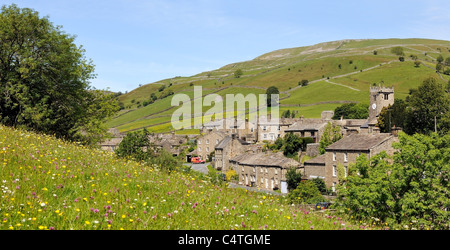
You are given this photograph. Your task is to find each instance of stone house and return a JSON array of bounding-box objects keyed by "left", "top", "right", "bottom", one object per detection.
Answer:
[
  {"left": 100, "top": 137, "right": 123, "bottom": 152},
  {"left": 148, "top": 133, "right": 192, "bottom": 157},
  {"left": 197, "top": 130, "right": 226, "bottom": 161},
  {"left": 284, "top": 121, "right": 327, "bottom": 143},
  {"left": 304, "top": 133, "right": 398, "bottom": 192},
  {"left": 202, "top": 118, "right": 258, "bottom": 143},
  {"left": 229, "top": 151, "right": 301, "bottom": 193},
  {"left": 99, "top": 128, "right": 124, "bottom": 152},
  {"left": 214, "top": 134, "right": 250, "bottom": 171},
  {"left": 303, "top": 153, "right": 326, "bottom": 180},
  {"left": 257, "top": 117, "right": 296, "bottom": 142}
]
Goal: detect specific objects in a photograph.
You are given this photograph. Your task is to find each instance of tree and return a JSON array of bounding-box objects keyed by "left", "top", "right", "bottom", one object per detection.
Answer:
[
  {"left": 445, "top": 57, "right": 450, "bottom": 66},
  {"left": 115, "top": 129, "right": 151, "bottom": 161},
  {"left": 299, "top": 79, "right": 309, "bottom": 86},
  {"left": 116, "top": 128, "right": 181, "bottom": 172},
  {"left": 72, "top": 90, "right": 119, "bottom": 145},
  {"left": 377, "top": 99, "right": 407, "bottom": 133},
  {"left": 234, "top": 69, "right": 243, "bottom": 78},
  {"left": 391, "top": 46, "right": 404, "bottom": 56},
  {"left": 281, "top": 109, "right": 291, "bottom": 118},
  {"left": 337, "top": 132, "right": 450, "bottom": 230},
  {"left": 414, "top": 60, "right": 421, "bottom": 67},
  {"left": 319, "top": 122, "right": 343, "bottom": 154},
  {"left": 332, "top": 103, "right": 369, "bottom": 119},
  {"left": 437, "top": 54, "right": 444, "bottom": 64},
  {"left": 283, "top": 133, "right": 303, "bottom": 157},
  {"left": 311, "top": 177, "right": 327, "bottom": 194},
  {"left": 0, "top": 5, "right": 116, "bottom": 144},
  {"left": 404, "top": 77, "right": 449, "bottom": 135},
  {"left": 288, "top": 180, "right": 325, "bottom": 204},
  {"left": 265, "top": 86, "right": 279, "bottom": 107},
  {"left": 286, "top": 167, "right": 302, "bottom": 191}
]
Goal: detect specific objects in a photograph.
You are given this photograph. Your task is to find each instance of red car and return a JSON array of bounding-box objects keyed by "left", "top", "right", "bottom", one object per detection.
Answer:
[{"left": 191, "top": 157, "right": 205, "bottom": 164}]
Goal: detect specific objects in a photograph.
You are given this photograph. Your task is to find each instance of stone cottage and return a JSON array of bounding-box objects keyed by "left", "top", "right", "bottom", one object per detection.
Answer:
[
  {"left": 229, "top": 151, "right": 301, "bottom": 193},
  {"left": 304, "top": 132, "right": 398, "bottom": 192},
  {"left": 214, "top": 134, "right": 250, "bottom": 171},
  {"left": 197, "top": 130, "right": 226, "bottom": 162}
]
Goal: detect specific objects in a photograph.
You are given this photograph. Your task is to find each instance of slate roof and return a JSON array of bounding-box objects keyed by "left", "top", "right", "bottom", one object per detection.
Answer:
[
  {"left": 303, "top": 154, "right": 326, "bottom": 165},
  {"left": 325, "top": 133, "right": 393, "bottom": 151},
  {"left": 285, "top": 121, "right": 327, "bottom": 132},
  {"left": 230, "top": 151, "right": 300, "bottom": 168},
  {"left": 100, "top": 137, "right": 123, "bottom": 146},
  {"left": 215, "top": 135, "right": 250, "bottom": 150}
]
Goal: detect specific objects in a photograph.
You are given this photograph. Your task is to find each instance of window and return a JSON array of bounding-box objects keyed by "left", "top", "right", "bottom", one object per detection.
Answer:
[
  {"left": 345, "top": 166, "right": 348, "bottom": 178},
  {"left": 384, "top": 93, "right": 389, "bottom": 100},
  {"left": 333, "top": 165, "right": 337, "bottom": 177},
  {"left": 264, "top": 134, "right": 267, "bottom": 139},
  {"left": 216, "top": 139, "right": 219, "bottom": 144},
  {"left": 206, "top": 139, "right": 209, "bottom": 144},
  {"left": 198, "top": 140, "right": 202, "bottom": 144},
  {"left": 206, "top": 147, "right": 209, "bottom": 152},
  {"left": 198, "top": 147, "right": 202, "bottom": 152},
  {"left": 251, "top": 128, "right": 254, "bottom": 132},
  {"left": 344, "top": 153, "right": 348, "bottom": 162},
  {"left": 277, "top": 126, "right": 281, "bottom": 131},
  {"left": 263, "top": 126, "right": 267, "bottom": 131},
  {"left": 333, "top": 152, "right": 336, "bottom": 161}
]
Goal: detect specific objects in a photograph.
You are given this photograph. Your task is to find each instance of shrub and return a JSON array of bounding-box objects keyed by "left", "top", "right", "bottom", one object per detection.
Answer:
[
  {"left": 288, "top": 180, "right": 326, "bottom": 204},
  {"left": 391, "top": 46, "right": 404, "bottom": 56},
  {"left": 286, "top": 167, "right": 303, "bottom": 191},
  {"left": 225, "top": 169, "right": 239, "bottom": 182},
  {"left": 311, "top": 178, "right": 327, "bottom": 194}
]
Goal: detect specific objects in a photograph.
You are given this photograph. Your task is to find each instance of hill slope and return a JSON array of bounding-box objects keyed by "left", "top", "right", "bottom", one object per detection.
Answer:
[{"left": 107, "top": 38, "right": 450, "bottom": 134}]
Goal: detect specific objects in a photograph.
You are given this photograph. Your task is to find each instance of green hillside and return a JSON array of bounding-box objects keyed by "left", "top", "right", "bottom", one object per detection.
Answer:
[{"left": 107, "top": 38, "right": 450, "bottom": 134}]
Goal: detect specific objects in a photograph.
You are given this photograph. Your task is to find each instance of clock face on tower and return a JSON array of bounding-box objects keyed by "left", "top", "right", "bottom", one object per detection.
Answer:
[{"left": 372, "top": 104, "right": 377, "bottom": 110}]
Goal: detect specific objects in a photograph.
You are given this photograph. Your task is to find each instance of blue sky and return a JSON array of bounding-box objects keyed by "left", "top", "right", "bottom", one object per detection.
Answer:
[{"left": 2, "top": 0, "right": 450, "bottom": 92}]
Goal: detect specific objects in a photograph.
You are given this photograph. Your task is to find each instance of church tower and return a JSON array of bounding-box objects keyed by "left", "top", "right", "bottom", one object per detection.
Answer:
[{"left": 368, "top": 86, "right": 394, "bottom": 125}]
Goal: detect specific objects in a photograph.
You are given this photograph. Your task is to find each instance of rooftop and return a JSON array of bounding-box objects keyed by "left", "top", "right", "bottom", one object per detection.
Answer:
[
  {"left": 303, "top": 154, "right": 326, "bottom": 165},
  {"left": 230, "top": 151, "right": 300, "bottom": 168},
  {"left": 285, "top": 121, "right": 327, "bottom": 132},
  {"left": 326, "top": 133, "right": 393, "bottom": 151},
  {"left": 215, "top": 135, "right": 249, "bottom": 149}
]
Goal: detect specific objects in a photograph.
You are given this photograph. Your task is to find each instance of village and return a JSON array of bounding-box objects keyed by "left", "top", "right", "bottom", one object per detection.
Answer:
[{"left": 101, "top": 85, "right": 401, "bottom": 196}]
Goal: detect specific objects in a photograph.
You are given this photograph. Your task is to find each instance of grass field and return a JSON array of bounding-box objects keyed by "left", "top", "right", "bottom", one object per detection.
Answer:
[
  {"left": 106, "top": 38, "right": 450, "bottom": 133},
  {"left": 0, "top": 125, "right": 388, "bottom": 230}
]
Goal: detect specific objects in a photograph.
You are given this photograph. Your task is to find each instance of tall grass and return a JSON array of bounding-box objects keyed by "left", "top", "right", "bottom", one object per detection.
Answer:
[{"left": 0, "top": 125, "right": 380, "bottom": 230}]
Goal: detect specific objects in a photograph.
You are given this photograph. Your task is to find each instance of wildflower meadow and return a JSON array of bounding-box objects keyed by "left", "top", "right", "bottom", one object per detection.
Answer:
[{"left": 0, "top": 125, "right": 378, "bottom": 230}]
